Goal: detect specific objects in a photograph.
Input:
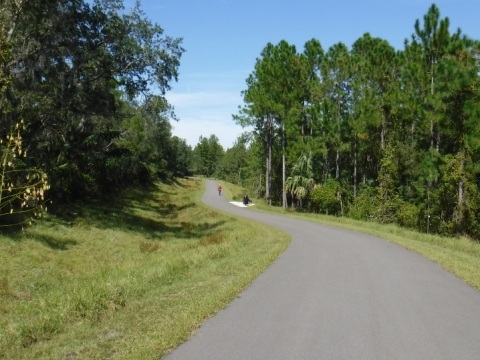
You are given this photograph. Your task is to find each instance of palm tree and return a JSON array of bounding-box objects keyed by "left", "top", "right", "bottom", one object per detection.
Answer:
[{"left": 285, "top": 152, "right": 316, "bottom": 208}]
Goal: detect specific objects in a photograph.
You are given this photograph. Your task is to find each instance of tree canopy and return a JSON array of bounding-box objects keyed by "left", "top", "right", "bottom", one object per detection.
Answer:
[
  {"left": 0, "top": 0, "right": 192, "bottom": 224},
  {"left": 232, "top": 3, "right": 480, "bottom": 239}
]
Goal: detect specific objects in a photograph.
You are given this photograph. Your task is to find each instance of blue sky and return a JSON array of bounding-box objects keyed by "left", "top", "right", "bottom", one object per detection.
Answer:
[{"left": 132, "top": 0, "right": 480, "bottom": 149}]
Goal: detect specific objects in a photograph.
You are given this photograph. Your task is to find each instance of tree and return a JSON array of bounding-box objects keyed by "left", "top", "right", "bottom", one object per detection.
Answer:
[
  {"left": 217, "top": 134, "right": 249, "bottom": 184},
  {"left": 410, "top": 3, "right": 452, "bottom": 151},
  {"left": 406, "top": 4, "right": 480, "bottom": 235},
  {"left": 321, "top": 43, "right": 352, "bottom": 181},
  {"left": 193, "top": 135, "right": 224, "bottom": 177},
  {"left": 1, "top": 0, "right": 184, "bottom": 200},
  {"left": 434, "top": 36, "right": 480, "bottom": 235},
  {"left": 167, "top": 136, "right": 193, "bottom": 177},
  {"left": 351, "top": 34, "right": 398, "bottom": 199},
  {"left": 285, "top": 151, "right": 315, "bottom": 209},
  {"left": 231, "top": 4, "right": 480, "bottom": 239},
  {"left": 238, "top": 40, "right": 305, "bottom": 208}
]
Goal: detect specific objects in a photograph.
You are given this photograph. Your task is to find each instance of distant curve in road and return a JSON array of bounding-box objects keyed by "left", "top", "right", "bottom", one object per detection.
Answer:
[{"left": 164, "top": 180, "right": 480, "bottom": 360}]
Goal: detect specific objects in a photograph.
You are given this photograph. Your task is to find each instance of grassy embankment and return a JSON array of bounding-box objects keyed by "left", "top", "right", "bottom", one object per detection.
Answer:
[
  {"left": 226, "top": 181, "right": 480, "bottom": 291},
  {"left": 0, "top": 178, "right": 290, "bottom": 360}
]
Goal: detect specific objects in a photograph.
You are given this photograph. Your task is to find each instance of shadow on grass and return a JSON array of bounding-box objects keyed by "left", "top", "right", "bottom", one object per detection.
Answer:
[
  {"left": 43, "top": 179, "right": 221, "bottom": 244},
  {"left": 28, "top": 233, "right": 78, "bottom": 250},
  {"left": 6, "top": 178, "right": 211, "bottom": 249}
]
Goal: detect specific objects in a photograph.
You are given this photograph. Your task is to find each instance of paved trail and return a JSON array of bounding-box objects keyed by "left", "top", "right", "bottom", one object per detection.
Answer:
[{"left": 165, "top": 180, "right": 480, "bottom": 359}]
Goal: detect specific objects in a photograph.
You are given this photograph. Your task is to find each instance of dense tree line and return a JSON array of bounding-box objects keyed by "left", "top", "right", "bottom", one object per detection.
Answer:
[
  {"left": 233, "top": 4, "right": 480, "bottom": 239},
  {"left": 0, "top": 0, "right": 193, "bottom": 224},
  {"left": 191, "top": 134, "right": 224, "bottom": 177}
]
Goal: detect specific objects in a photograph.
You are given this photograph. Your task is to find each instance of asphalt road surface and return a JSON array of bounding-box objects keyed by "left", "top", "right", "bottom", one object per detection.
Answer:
[{"left": 164, "top": 180, "right": 480, "bottom": 360}]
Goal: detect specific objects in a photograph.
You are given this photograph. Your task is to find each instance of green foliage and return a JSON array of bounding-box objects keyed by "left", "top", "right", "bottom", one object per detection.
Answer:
[
  {"left": 0, "top": 0, "right": 187, "bottom": 206},
  {"left": 238, "top": 40, "right": 307, "bottom": 207},
  {"left": 216, "top": 135, "right": 248, "bottom": 184},
  {"left": 396, "top": 201, "right": 420, "bottom": 229},
  {"left": 167, "top": 136, "right": 193, "bottom": 177},
  {"left": 349, "top": 186, "right": 378, "bottom": 221},
  {"left": 0, "top": 179, "right": 290, "bottom": 358},
  {"left": 310, "top": 179, "right": 341, "bottom": 215},
  {"left": 285, "top": 152, "right": 315, "bottom": 208},
  {"left": 233, "top": 4, "right": 480, "bottom": 239},
  {"left": 192, "top": 135, "right": 224, "bottom": 177}
]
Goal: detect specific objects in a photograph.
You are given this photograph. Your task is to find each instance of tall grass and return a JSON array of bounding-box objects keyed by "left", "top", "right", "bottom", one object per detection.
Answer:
[{"left": 0, "top": 178, "right": 290, "bottom": 359}]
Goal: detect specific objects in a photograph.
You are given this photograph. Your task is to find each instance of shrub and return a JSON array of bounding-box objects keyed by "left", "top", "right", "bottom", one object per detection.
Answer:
[
  {"left": 396, "top": 200, "right": 420, "bottom": 229},
  {"left": 349, "top": 186, "right": 379, "bottom": 221},
  {"left": 310, "top": 179, "right": 341, "bottom": 215}
]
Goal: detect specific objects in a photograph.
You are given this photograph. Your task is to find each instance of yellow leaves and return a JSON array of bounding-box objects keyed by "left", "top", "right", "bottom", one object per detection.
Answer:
[
  {"left": 357, "top": 132, "right": 369, "bottom": 141},
  {"left": 1, "top": 121, "right": 49, "bottom": 227}
]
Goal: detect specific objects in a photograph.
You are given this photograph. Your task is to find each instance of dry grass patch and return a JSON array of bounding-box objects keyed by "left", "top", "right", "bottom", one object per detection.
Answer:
[
  {"left": 199, "top": 232, "right": 226, "bottom": 246},
  {"left": 139, "top": 240, "right": 163, "bottom": 253}
]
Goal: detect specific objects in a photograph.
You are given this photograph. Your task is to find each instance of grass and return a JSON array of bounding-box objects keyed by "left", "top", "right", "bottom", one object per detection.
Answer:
[
  {"left": 3, "top": 178, "right": 478, "bottom": 359},
  {"left": 230, "top": 182, "right": 480, "bottom": 291},
  {"left": 0, "top": 178, "right": 290, "bottom": 359}
]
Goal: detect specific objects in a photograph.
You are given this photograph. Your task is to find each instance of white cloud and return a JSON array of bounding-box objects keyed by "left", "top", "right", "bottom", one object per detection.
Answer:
[
  {"left": 167, "top": 91, "right": 241, "bottom": 109},
  {"left": 166, "top": 89, "right": 247, "bottom": 149},
  {"left": 165, "top": 69, "right": 251, "bottom": 149},
  {"left": 170, "top": 114, "right": 248, "bottom": 149}
]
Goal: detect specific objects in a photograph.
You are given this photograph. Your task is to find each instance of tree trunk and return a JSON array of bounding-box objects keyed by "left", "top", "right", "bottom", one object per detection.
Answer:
[
  {"left": 267, "top": 136, "right": 272, "bottom": 206},
  {"left": 265, "top": 116, "right": 272, "bottom": 205},
  {"left": 381, "top": 120, "right": 386, "bottom": 151},
  {"left": 282, "top": 123, "right": 286, "bottom": 209},
  {"left": 456, "top": 152, "right": 465, "bottom": 230},
  {"left": 265, "top": 155, "right": 269, "bottom": 203},
  {"left": 354, "top": 132, "right": 357, "bottom": 199},
  {"left": 430, "top": 59, "right": 435, "bottom": 150},
  {"left": 323, "top": 153, "right": 328, "bottom": 182},
  {"left": 335, "top": 149, "right": 340, "bottom": 179}
]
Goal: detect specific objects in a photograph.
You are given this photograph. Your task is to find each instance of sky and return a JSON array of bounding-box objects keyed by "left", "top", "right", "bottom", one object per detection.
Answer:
[{"left": 130, "top": 0, "right": 480, "bottom": 149}]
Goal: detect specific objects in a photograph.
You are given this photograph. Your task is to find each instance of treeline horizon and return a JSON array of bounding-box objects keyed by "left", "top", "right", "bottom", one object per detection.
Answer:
[
  {"left": 2, "top": 1, "right": 480, "bottom": 241},
  {"left": 203, "top": 3, "right": 480, "bottom": 240}
]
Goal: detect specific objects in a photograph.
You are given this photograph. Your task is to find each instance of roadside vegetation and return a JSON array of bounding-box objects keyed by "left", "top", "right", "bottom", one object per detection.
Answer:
[
  {"left": 224, "top": 180, "right": 480, "bottom": 291},
  {"left": 0, "top": 178, "right": 290, "bottom": 359},
  {"left": 195, "top": 5, "right": 480, "bottom": 242},
  {"left": 2, "top": 2, "right": 479, "bottom": 357}
]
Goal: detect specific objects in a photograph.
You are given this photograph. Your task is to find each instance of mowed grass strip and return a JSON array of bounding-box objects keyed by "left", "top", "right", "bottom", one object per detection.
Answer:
[
  {"left": 238, "top": 187, "right": 480, "bottom": 292},
  {"left": 0, "top": 178, "right": 290, "bottom": 360}
]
